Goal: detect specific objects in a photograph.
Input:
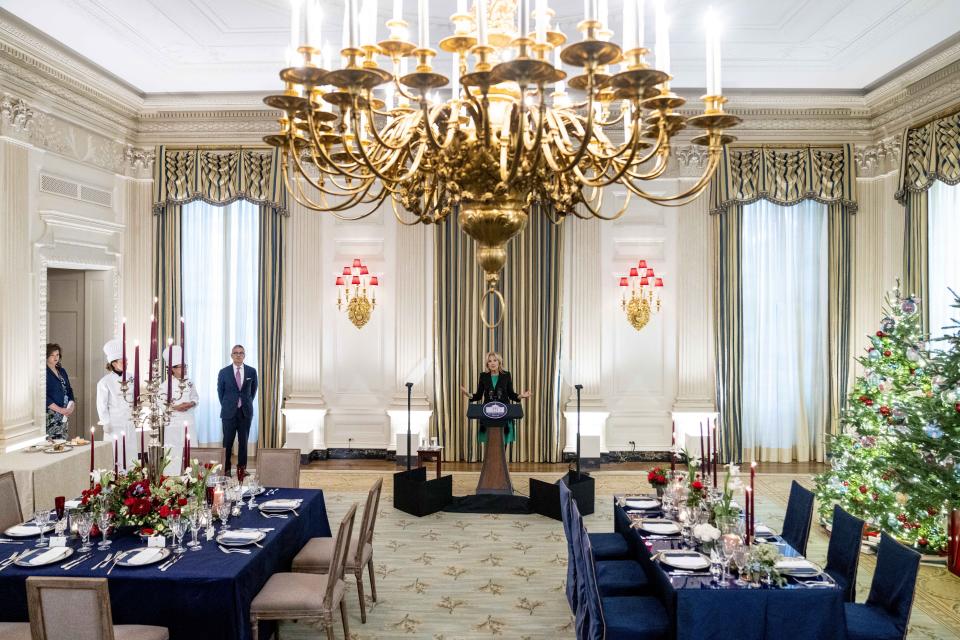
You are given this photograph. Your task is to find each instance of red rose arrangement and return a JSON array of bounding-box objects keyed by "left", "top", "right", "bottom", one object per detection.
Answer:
[{"left": 647, "top": 467, "right": 669, "bottom": 488}]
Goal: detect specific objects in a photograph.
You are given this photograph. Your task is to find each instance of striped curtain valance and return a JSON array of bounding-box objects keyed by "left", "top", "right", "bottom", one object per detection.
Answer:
[
  {"left": 152, "top": 146, "right": 287, "bottom": 215},
  {"left": 895, "top": 109, "right": 960, "bottom": 202},
  {"left": 710, "top": 145, "right": 858, "bottom": 215}
]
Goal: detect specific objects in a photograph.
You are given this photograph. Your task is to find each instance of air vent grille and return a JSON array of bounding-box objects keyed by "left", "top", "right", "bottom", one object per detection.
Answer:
[{"left": 39, "top": 174, "right": 112, "bottom": 208}]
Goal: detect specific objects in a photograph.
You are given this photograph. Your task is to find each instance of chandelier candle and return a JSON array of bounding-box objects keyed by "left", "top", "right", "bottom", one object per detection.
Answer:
[
  {"left": 122, "top": 433, "right": 127, "bottom": 472},
  {"left": 655, "top": 0, "right": 670, "bottom": 76}
]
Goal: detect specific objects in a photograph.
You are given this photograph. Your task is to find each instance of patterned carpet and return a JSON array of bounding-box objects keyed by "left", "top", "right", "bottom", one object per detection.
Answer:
[{"left": 276, "top": 469, "right": 960, "bottom": 640}]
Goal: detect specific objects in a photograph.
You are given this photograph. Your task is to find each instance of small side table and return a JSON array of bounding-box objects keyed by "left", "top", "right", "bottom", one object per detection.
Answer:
[{"left": 417, "top": 448, "right": 443, "bottom": 480}]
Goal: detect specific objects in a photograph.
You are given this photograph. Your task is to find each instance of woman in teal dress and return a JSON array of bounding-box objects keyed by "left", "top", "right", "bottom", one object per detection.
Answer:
[{"left": 460, "top": 351, "right": 530, "bottom": 444}]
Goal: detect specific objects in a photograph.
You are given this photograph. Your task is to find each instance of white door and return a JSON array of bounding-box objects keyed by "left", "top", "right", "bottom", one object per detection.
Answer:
[{"left": 47, "top": 269, "right": 85, "bottom": 438}]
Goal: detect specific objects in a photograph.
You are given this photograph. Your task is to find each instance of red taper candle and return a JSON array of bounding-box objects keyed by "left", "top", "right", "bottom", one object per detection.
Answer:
[
  {"left": 121, "top": 319, "right": 127, "bottom": 378},
  {"left": 745, "top": 487, "right": 753, "bottom": 544},
  {"left": 89, "top": 427, "right": 95, "bottom": 474},
  {"left": 699, "top": 421, "right": 705, "bottom": 471},
  {"left": 166, "top": 339, "right": 173, "bottom": 404},
  {"left": 113, "top": 435, "right": 118, "bottom": 476},
  {"left": 750, "top": 461, "right": 757, "bottom": 539},
  {"left": 712, "top": 423, "right": 718, "bottom": 486},
  {"left": 122, "top": 432, "right": 127, "bottom": 472},
  {"left": 180, "top": 316, "right": 186, "bottom": 378}
]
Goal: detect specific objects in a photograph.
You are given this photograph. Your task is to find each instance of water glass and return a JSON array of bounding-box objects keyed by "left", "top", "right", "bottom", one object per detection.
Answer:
[
  {"left": 97, "top": 511, "right": 113, "bottom": 550},
  {"left": 709, "top": 548, "right": 723, "bottom": 586},
  {"left": 720, "top": 533, "right": 741, "bottom": 581},
  {"left": 169, "top": 516, "right": 187, "bottom": 555},
  {"left": 32, "top": 510, "right": 51, "bottom": 547},
  {"left": 76, "top": 512, "right": 94, "bottom": 552},
  {"left": 217, "top": 500, "right": 231, "bottom": 530},
  {"left": 246, "top": 475, "right": 261, "bottom": 509},
  {"left": 187, "top": 508, "right": 202, "bottom": 550},
  {"left": 733, "top": 545, "right": 751, "bottom": 586}
]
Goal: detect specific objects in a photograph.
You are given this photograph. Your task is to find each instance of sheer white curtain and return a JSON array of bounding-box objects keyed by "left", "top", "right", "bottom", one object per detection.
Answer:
[
  {"left": 741, "top": 199, "right": 829, "bottom": 462},
  {"left": 928, "top": 180, "right": 960, "bottom": 340},
  {"left": 181, "top": 200, "right": 259, "bottom": 446}
]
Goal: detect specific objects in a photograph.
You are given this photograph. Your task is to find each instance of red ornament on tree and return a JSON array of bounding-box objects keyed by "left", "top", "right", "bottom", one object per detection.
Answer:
[
  {"left": 883, "top": 350, "right": 892, "bottom": 357},
  {"left": 879, "top": 406, "right": 891, "bottom": 416},
  {"left": 876, "top": 331, "right": 885, "bottom": 337},
  {"left": 859, "top": 485, "right": 868, "bottom": 494}
]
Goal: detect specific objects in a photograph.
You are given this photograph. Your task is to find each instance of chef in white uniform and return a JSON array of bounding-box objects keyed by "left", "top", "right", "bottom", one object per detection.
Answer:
[
  {"left": 96, "top": 338, "right": 137, "bottom": 468},
  {"left": 163, "top": 344, "right": 198, "bottom": 474}
]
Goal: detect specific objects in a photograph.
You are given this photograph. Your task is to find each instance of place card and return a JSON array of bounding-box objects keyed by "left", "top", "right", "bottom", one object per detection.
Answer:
[
  {"left": 48, "top": 536, "right": 67, "bottom": 547},
  {"left": 205, "top": 527, "right": 215, "bottom": 541},
  {"left": 147, "top": 536, "right": 166, "bottom": 548}
]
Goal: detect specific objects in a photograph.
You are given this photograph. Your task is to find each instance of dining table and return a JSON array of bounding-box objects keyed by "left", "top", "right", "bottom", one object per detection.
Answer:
[
  {"left": 0, "top": 487, "right": 331, "bottom": 640},
  {"left": 614, "top": 496, "right": 849, "bottom": 640}
]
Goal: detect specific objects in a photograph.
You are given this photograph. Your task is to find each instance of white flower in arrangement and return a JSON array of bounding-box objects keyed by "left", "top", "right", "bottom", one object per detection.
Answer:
[
  {"left": 693, "top": 523, "right": 720, "bottom": 543},
  {"left": 90, "top": 468, "right": 109, "bottom": 484}
]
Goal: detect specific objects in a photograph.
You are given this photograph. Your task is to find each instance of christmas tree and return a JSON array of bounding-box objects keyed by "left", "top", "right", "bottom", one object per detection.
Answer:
[{"left": 815, "top": 286, "right": 946, "bottom": 552}]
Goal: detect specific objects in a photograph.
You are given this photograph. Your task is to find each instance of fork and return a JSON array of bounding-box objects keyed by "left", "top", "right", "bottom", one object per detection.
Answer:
[
  {"left": 106, "top": 552, "right": 126, "bottom": 575},
  {"left": 62, "top": 553, "right": 93, "bottom": 570},
  {"left": 218, "top": 545, "right": 251, "bottom": 555},
  {"left": 0, "top": 551, "right": 23, "bottom": 571},
  {"left": 91, "top": 553, "right": 114, "bottom": 570},
  {"left": 260, "top": 513, "right": 288, "bottom": 519}
]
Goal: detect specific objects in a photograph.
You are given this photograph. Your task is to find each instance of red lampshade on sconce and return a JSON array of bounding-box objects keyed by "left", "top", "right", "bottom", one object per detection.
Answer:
[
  {"left": 351, "top": 276, "right": 361, "bottom": 285},
  {"left": 352, "top": 258, "right": 362, "bottom": 268},
  {"left": 640, "top": 277, "right": 649, "bottom": 286},
  {"left": 655, "top": 277, "right": 664, "bottom": 287},
  {"left": 619, "top": 277, "right": 629, "bottom": 287},
  {"left": 645, "top": 268, "right": 655, "bottom": 278},
  {"left": 638, "top": 260, "right": 647, "bottom": 269},
  {"left": 629, "top": 267, "right": 638, "bottom": 277},
  {"left": 335, "top": 276, "right": 344, "bottom": 286},
  {"left": 360, "top": 265, "right": 369, "bottom": 275},
  {"left": 369, "top": 276, "right": 379, "bottom": 286},
  {"left": 342, "top": 266, "right": 351, "bottom": 275}
]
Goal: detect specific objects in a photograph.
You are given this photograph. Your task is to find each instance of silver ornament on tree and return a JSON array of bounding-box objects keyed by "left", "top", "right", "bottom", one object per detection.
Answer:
[{"left": 880, "top": 316, "right": 896, "bottom": 332}]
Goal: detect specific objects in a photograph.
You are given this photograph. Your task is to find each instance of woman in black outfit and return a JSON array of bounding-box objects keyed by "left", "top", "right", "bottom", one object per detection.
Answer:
[
  {"left": 460, "top": 351, "right": 530, "bottom": 444},
  {"left": 45, "top": 343, "right": 75, "bottom": 441}
]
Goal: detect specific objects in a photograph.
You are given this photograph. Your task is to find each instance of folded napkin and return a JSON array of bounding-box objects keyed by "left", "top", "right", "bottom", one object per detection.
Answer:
[
  {"left": 261, "top": 499, "right": 301, "bottom": 509},
  {"left": 5, "top": 524, "right": 46, "bottom": 536},
  {"left": 625, "top": 499, "right": 660, "bottom": 510},
  {"left": 27, "top": 548, "right": 69, "bottom": 565},
  {"left": 775, "top": 558, "right": 817, "bottom": 571},
  {"left": 126, "top": 549, "right": 164, "bottom": 566},
  {"left": 755, "top": 524, "right": 775, "bottom": 536},
  {"left": 220, "top": 531, "right": 261, "bottom": 543},
  {"left": 64, "top": 500, "right": 82, "bottom": 509},
  {"left": 640, "top": 521, "right": 680, "bottom": 534}
]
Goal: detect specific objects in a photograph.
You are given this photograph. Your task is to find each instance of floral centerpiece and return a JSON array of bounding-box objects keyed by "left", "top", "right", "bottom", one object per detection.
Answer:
[
  {"left": 83, "top": 450, "right": 219, "bottom": 535},
  {"left": 647, "top": 467, "right": 669, "bottom": 494},
  {"left": 740, "top": 543, "right": 787, "bottom": 587},
  {"left": 693, "top": 522, "right": 721, "bottom": 550}
]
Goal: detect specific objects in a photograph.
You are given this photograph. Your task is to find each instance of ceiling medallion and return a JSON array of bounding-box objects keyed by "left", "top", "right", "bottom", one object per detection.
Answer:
[{"left": 265, "top": 0, "right": 739, "bottom": 326}]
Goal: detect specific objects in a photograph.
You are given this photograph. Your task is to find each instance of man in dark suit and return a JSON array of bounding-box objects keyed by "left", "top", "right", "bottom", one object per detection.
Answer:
[{"left": 217, "top": 344, "right": 258, "bottom": 477}]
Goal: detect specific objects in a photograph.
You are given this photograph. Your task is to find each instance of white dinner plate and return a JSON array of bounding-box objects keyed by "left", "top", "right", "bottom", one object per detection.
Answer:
[
  {"left": 15, "top": 546, "right": 74, "bottom": 567},
  {"left": 217, "top": 531, "right": 265, "bottom": 547},
  {"left": 115, "top": 547, "right": 171, "bottom": 567},
  {"left": 241, "top": 486, "right": 265, "bottom": 497},
  {"left": 259, "top": 499, "right": 301, "bottom": 513},
  {"left": 624, "top": 498, "right": 661, "bottom": 510},
  {"left": 24, "top": 444, "right": 47, "bottom": 453},
  {"left": 4, "top": 523, "right": 55, "bottom": 538},
  {"left": 637, "top": 519, "right": 681, "bottom": 535},
  {"left": 775, "top": 558, "right": 822, "bottom": 577},
  {"left": 658, "top": 551, "right": 711, "bottom": 571},
  {"left": 42, "top": 445, "right": 74, "bottom": 454}
]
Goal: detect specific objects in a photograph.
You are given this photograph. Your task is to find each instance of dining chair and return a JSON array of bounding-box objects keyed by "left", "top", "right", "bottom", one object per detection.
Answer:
[
  {"left": 25, "top": 577, "right": 169, "bottom": 640},
  {"left": 577, "top": 513, "right": 670, "bottom": 640},
  {"left": 187, "top": 447, "right": 225, "bottom": 470},
  {"left": 254, "top": 448, "right": 301, "bottom": 488},
  {"left": 825, "top": 504, "right": 865, "bottom": 603},
  {"left": 0, "top": 622, "right": 29, "bottom": 639},
  {"left": 780, "top": 480, "right": 815, "bottom": 555},
  {"left": 292, "top": 478, "right": 382, "bottom": 623},
  {"left": 570, "top": 499, "right": 651, "bottom": 598},
  {"left": 558, "top": 479, "right": 579, "bottom": 612},
  {"left": 844, "top": 533, "right": 921, "bottom": 640},
  {"left": 250, "top": 503, "right": 357, "bottom": 640},
  {"left": 0, "top": 472, "right": 23, "bottom": 531}
]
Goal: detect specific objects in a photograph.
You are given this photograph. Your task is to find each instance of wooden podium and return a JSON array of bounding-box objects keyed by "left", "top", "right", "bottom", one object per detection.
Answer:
[{"left": 468, "top": 402, "right": 524, "bottom": 495}]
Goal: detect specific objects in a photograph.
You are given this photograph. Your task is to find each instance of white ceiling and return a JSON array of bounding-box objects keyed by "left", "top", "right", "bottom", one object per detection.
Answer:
[{"left": 2, "top": 0, "right": 959, "bottom": 94}]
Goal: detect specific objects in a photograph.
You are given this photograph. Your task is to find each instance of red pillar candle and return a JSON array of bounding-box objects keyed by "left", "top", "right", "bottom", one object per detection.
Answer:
[
  {"left": 670, "top": 420, "right": 676, "bottom": 472},
  {"left": 121, "top": 319, "right": 127, "bottom": 378}
]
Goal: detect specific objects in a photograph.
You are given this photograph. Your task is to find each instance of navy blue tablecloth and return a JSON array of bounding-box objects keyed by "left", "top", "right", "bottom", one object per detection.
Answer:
[
  {"left": 0, "top": 488, "right": 330, "bottom": 640},
  {"left": 614, "top": 501, "right": 848, "bottom": 640}
]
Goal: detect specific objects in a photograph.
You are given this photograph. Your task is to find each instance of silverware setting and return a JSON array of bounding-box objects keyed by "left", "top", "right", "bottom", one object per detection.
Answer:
[
  {"left": 159, "top": 553, "right": 185, "bottom": 572},
  {"left": 264, "top": 489, "right": 279, "bottom": 496},
  {"left": 260, "top": 513, "right": 288, "bottom": 519},
  {"left": 668, "top": 571, "right": 712, "bottom": 577},
  {"left": 0, "top": 551, "right": 23, "bottom": 571},
  {"left": 218, "top": 544, "right": 251, "bottom": 555},
  {"left": 61, "top": 553, "right": 93, "bottom": 570},
  {"left": 106, "top": 551, "right": 126, "bottom": 575},
  {"left": 91, "top": 553, "right": 114, "bottom": 570},
  {"left": 0, "top": 539, "right": 24, "bottom": 544},
  {"left": 238, "top": 528, "right": 275, "bottom": 532}
]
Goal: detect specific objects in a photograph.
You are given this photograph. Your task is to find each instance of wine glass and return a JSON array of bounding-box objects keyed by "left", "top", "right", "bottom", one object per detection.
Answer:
[
  {"left": 216, "top": 500, "right": 231, "bottom": 531},
  {"left": 97, "top": 510, "right": 113, "bottom": 550},
  {"left": 186, "top": 507, "right": 202, "bottom": 551},
  {"left": 169, "top": 515, "right": 187, "bottom": 555},
  {"left": 720, "top": 533, "right": 741, "bottom": 582},
  {"left": 709, "top": 548, "right": 723, "bottom": 586},
  {"left": 32, "top": 509, "right": 51, "bottom": 547},
  {"left": 76, "top": 512, "right": 94, "bottom": 553},
  {"left": 246, "top": 474, "right": 261, "bottom": 509},
  {"left": 733, "top": 545, "right": 751, "bottom": 586}
]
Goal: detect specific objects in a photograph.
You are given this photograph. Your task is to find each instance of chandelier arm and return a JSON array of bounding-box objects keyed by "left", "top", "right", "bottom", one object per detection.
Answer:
[
  {"left": 575, "top": 122, "right": 666, "bottom": 189},
  {"left": 500, "top": 97, "right": 533, "bottom": 185},
  {"left": 391, "top": 73, "right": 422, "bottom": 104},
  {"left": 586, "top": 186, "right": 634, "bottom": 221},
  {"left": 360, "top": 103, "right": 420, "bottom": 152},
  {"left": 551, "top": 77, "right": 599, "bottom": 174},
  {"left": 282, "top": 160, "right": 386, "bottom": 218},
  {"left": 620, "top": 148, "right": 722, "bottom": 203},
  {"left": 347, "top": 108, "right": 415, "bottom": 183},
  {"left": 621, "top": 147, "right": 673, "bottom": 181},
  {"left": 303, "top": 104, "right": 378, "bottom": 180}
]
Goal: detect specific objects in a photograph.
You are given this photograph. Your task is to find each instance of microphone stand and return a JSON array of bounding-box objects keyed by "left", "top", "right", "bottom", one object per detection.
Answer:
[
  {"left": 575, "top": 384, "right": 583, "bottom": 479},
  {"left": 405, "top": 382, "right": 413, "bottom": 471}
]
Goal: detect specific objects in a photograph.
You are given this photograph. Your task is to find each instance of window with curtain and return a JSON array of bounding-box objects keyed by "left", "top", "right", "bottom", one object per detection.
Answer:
[
  {"left": 181, "top": 200, "right": 260, "bottom": 446},
  {"left": 740, "top": 199, "right": 829, "bottom": 462},
  {"left": 928, "top": 180, "right": 960, "bottom": 340}
]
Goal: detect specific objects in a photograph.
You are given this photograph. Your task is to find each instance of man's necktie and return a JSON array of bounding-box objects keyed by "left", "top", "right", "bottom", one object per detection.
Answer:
[{"left": 235, "top": 367, "right": 242, "bottom": 407}]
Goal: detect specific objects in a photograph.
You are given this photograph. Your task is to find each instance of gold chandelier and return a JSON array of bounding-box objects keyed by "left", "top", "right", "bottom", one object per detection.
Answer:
[
  {"left": 619, "top": 259, "right": 662, "bottom": 331},
  {"left": 265, "top": 0, "right": 739, "bottom": 326},
  {"left": 336, "top": 258, "right": 379, "bottom": 328}
]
